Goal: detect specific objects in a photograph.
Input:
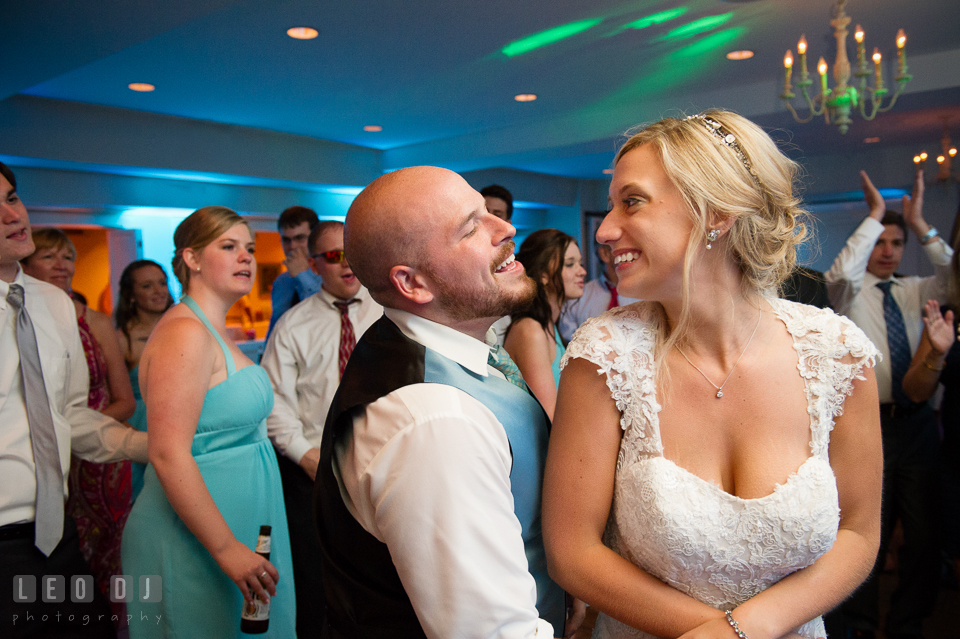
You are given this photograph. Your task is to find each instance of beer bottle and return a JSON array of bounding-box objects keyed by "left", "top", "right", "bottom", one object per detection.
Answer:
[{"left": 240, "top": 525, "right": 272, "bottom": 634}]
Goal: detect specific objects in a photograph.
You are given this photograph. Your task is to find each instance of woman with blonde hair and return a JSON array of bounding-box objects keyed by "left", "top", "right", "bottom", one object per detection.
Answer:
[
  {"left": 122, "top": 206, "right": 295, "bottom": 637},
  {"left": 21, "top": 227, "right": 136, "bottom": 626},
  {"left": 543, "top": 111, "right": 882, "bottom": 638}
]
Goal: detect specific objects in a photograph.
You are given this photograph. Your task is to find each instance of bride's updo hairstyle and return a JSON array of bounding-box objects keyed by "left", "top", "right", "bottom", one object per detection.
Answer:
[
  {"left": 615, "top": 110, "right": 808, "bottom": 380},
  {"left": 172, "top": 206, "right": 249, "bottom": 291}
]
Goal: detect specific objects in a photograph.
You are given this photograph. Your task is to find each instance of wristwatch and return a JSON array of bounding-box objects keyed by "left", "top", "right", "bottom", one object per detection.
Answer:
[{"left": 920, "top": 227, "right": 939, "bottom": 244}]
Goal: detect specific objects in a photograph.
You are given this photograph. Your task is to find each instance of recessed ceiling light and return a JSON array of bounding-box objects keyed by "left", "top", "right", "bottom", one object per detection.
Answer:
[
  {"left": 602, "top": 168, "right": 614, "bottom": 174},
  {"left": 128, "top": 83, "right": 155, "bottom": 92},
  {"left": 287, "top": 27, "right": 319, "bottom": 40},
  {"left": 514, "top": 94, "right": 537, "bottom": 102},
  {"left": 864, "top": 137, "right": 881, "bottom": 143},
  {"left": 363, "top": 125, "right": 382, "bottom": 132},
  {"left": 725, "top": 50, "right": 754, "bottom": 60}
]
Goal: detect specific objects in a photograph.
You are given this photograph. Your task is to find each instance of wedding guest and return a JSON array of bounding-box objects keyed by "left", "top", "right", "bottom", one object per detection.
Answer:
[
  {"left": 825, "top": 169, "right": 953, "bottom": 639},
  {"left": 114, "top": 260, "right": 174, "bottom": 501},
  {"left": 504, "top": 229, "right": 585, "bottom": 419},
  {"left": 558, "top": 242, "right": 639, "bottom": 342},
  {"left": 544, "top": 111, "right": 882, "bottom": 639},
  {"left": 122, "top": 206, "right": 295, "bottom": 637},
  {"left": 1, "top": 160, "right": 147, "bottom": 638},
  {"left": 481, "top": 184, "right": 514, "bottom": 222},
  {"left": 21, "top": 227, "right": 136, "bottom": 626},
  {"left": 262, "top": 220, "right": 382, "bottom": 638},
  {"left": 267, "top": 206, "right": 323, "bottom": 336}
]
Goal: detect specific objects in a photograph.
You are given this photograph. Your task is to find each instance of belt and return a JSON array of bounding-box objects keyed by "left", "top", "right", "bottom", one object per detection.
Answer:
[
  {"left": 0, "top": 522, "right": 35, "bottom": 541},
  {"left": 879, "top": 402, "right": 925, "bottom": 419}
]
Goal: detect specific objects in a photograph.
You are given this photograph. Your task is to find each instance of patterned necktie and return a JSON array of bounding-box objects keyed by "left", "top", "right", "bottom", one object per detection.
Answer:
[
  {"left": 7, "top": 284, "right": 64, "bottom": 555},
  {"left": 606, "top": 281, "right": 619, "bottom": 311},
  {"left": 333, "top": 300, "right": 358, "bottom": 378},
  {"left": 487, "top": 344, "right": 527, "bottom": 390},
  {"left": 876, "top": 281, "right": 912, "bottom": 406}
]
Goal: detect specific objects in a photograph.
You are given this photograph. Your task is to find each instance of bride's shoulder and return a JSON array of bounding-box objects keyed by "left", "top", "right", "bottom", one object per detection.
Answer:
[
  {"left": 771, "top": 297, "right": 879, "bottom": 363},
  {"left": 562, "top": 302, "right": 660, "bottom": 372}
]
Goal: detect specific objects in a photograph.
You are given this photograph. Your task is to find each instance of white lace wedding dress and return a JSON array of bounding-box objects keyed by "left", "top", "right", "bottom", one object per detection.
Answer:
[{"left": 561, "top": 298, "right": 878, "bottom": 639}]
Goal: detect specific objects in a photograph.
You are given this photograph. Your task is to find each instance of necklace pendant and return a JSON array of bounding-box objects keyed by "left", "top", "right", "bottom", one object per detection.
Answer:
[{"left": 716, "top": 390, "right": 724, "bottom": 399}]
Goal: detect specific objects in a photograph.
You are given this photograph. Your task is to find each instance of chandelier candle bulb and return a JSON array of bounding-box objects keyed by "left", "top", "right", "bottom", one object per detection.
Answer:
[
  {"left": 818, "top": 57, "right": 829, "bottom": 95},
  {"left": 914, "top": 156, "right": 922, "bottom": 165},
  {"left": 797, "top": 35, "right": 808, "bottom": 81},
  {"left": 854, "top": 25, "right": 866, "bottom": 71},
  {"left": 783, "top": 51, "right": 794, "bottom": 96},
  {"left": 872, "top": 49, "right": 884, "bottom": 91},
  {"left": 895, "top": 29, "right": 907, "bottom": 77}
]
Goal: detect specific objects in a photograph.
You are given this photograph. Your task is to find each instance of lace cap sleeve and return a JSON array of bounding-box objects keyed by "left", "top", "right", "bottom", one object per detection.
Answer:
[
  {"left": 560, "top": 306, "right": 663, "bottom": 454},
  {"left": 773, "top": 299, "right": 880, "bottom": 457}
]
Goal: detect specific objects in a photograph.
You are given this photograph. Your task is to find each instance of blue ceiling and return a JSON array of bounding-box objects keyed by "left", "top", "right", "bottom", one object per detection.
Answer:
[{"left": 5, "top": 0, "right": 960, "bottom": 180}]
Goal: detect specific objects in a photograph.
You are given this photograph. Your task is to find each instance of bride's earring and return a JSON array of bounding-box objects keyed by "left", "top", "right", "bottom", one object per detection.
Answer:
[{"left": 706, "top": 229, "right": 721, "bottom": 250}]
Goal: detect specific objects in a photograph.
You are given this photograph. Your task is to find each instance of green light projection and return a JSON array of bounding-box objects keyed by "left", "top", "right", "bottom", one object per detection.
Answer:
[
  {"left": 622, "top": 8, "right": 688, "bottom": 32},
  {"left": 660, "top": 12, "right": 733, "bottom": 41},
  {"left": 671, "top": 26, "right": 745, "bottom": 59},
  {"left": 501, "top": 18, "right": 604, "bottom": 57}
]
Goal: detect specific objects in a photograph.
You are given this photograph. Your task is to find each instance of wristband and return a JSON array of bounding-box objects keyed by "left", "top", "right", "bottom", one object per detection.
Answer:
[
  {"left": 923, "top": 360, "right": 945, "bottom": 372},
  {"left": 920, "top": 227, "right": 939, "bottom": 244},
  {"left": 724, "top": 611, "right": 748, "bottom": 639}
]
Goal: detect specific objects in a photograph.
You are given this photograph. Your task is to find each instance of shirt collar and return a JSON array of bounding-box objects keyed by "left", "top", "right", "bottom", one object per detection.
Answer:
[
  {"left": 383, "top": 307, "right": 491, "bottom": 376},
  {"left": 863, "top": 270, "right": 899, "bottom": 289},
  {"left": 317, "top": 285, "right": 369, "bottom": 309},
  {"left": 0, "top": 265, "right": 25, "bottom": 311}
]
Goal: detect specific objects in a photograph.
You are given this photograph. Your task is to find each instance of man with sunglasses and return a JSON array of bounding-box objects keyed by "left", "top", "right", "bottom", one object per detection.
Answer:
[
  {"left": 267, "top": 206, "right": 325, "bottom": 337},
  {"left": 262, "top": 220, "right": 382, "bottom": 639}
]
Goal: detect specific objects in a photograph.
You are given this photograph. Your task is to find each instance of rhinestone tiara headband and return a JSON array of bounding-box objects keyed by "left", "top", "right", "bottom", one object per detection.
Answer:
[{"left": 684, "top": 114, "right": 763, "bottom": 188}]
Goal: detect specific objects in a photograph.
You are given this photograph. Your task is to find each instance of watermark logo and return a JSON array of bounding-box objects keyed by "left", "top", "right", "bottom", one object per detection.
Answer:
[{"left": 12, "top": 575, "right": 161, "bottom": 603}]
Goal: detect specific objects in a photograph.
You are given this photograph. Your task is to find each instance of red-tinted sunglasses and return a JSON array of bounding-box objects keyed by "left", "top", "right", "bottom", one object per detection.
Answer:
[{"left": 312, "top": 250, "right": 346, "bottom": 264}]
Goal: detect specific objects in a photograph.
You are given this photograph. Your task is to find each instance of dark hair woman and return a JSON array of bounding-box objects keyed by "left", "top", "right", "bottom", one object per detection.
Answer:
[{"left": 503, "top": 228, "right": 585, "bottom": 419}]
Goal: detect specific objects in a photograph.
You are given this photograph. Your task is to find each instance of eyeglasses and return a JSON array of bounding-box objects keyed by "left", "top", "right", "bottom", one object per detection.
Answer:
[{"left": 312, "top": 250, "right": 346, "bottom": 264}]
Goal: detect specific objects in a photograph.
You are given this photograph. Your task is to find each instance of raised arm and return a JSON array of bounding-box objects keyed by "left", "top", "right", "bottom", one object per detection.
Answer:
[
  {"left": 504, "top": 318, "right": 559, "bottom": 419},
  {"left": 689, "top": 364, "right": 882, "bottom": 639},
  {"left": 544, "top": 357, "right": 725, "bottom": 636},
  {"left": 903, "top": 300, "right": 956, "bottom": 403},
  {"left": 824, "top": 171, "right": 886, "bottom": 313},
  {"left": 142, "top": 317, "right": 278, "bottom": 605}
]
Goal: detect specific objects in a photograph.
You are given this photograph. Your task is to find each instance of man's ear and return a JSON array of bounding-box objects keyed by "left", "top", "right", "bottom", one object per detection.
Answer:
[
  {"left": 389, "top": 265, "right": 434, "bottom": 305},
  {"left": 308, "top": 256, "right": 322, "bottom": 276}
]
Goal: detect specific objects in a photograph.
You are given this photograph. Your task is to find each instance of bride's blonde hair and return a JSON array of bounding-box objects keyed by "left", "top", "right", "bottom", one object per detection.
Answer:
[{"left": 614, "top": 110, "right": 809, "bottom": 382}]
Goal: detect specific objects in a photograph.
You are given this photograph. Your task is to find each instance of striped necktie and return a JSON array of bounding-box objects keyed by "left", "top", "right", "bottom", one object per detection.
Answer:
[
  {"left": 876, "top": 281, "right": 912, "bottom": 406},
  {"left": 333, "top": 299, "right": 359, "bottom": 378}
]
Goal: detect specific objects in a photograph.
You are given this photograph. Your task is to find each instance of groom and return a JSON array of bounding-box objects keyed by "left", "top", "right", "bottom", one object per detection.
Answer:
[{"left": 314, "top": 166, "right": 566, "bottom": 638}]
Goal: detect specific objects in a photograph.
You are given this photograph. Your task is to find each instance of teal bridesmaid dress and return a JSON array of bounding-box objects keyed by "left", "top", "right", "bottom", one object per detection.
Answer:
[
  {"left": 122, "top": 297, "right": 296, "bottom": 638},
  {"left": 128, "top": 365, "right": 147, "bottom": 502}
]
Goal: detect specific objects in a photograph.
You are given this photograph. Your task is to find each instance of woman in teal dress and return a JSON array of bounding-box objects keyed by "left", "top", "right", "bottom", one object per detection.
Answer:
[
  {"left": 504, "top": 229, "right": 586, "bottom": 420},
  {"left": 114, "top": 259, "right": 174, "bottom": 501},
  {"left": 122, "top": 206, "right": 296, "bottom": 637}
]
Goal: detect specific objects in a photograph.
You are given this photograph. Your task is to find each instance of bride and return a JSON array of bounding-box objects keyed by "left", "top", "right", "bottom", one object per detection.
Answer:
[{"left": 543, "top": 111, "right": 882, "bottom": 639}]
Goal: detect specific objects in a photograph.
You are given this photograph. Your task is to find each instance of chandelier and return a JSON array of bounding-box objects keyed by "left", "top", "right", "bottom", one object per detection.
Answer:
[
  {"left": 780, "top": 0, "right": 911, "bottom": 134},
  {"left": 913, "top": 121, "right": 958, "bottom": 183}
]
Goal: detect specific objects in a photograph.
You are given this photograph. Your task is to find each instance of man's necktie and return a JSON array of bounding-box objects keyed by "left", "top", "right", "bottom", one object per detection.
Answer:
[
  {"left": 333, "top": 300, "right": 358, "bottom": 378},
  {"left": 487, "top": 344, "right": 527, "bottom": 390},
  {"left": 7, "top": 284, "right": 64, "bottom": 555},
  {"left": 877, "top": 281, "right": 912, "bottom": 406},
  {"left": 606, "top": 282, "right": 619, "bottom": 311}
]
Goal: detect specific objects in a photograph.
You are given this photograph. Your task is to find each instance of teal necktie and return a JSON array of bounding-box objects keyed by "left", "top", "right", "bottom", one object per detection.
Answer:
[{"left": 487, "top": 344, "right": 527, "bottom": 391}]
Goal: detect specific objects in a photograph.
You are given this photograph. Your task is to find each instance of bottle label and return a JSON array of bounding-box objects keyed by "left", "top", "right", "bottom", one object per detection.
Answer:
[
  {"left": 255, "top": 536, "right": 271, "bottom": 554},
  {"left": 241, "top": 593, "right": 271, "bottom": 621}
]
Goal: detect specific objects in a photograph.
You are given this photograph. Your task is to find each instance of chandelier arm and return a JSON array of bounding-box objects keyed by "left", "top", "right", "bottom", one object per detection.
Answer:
[
  {"left": 876, "top": 82, "right": 907, "bottom": 113},
  {"left": 799, "top": 84, "right": 827, "bottom": 116},
  {"left": 858, "top": 90, "right": 882, "bottom": 120},
  {"left": 784, "top": 100, "right": 816, "bottom": 124}
]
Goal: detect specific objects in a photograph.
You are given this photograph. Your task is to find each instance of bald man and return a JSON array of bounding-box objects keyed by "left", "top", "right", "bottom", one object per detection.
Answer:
[{"left": 314, "top": 167, "right": 566, "bottom": 638}]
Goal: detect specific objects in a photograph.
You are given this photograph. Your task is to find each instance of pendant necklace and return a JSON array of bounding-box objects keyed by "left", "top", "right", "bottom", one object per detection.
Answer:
[{"left": 675, "top": 310, "right": 762, "bottom": 399}]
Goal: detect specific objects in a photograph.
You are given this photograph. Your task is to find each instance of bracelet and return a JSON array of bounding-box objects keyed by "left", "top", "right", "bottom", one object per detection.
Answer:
[
  {"left": 920, "top": 227, "right": 939, "bottom": 244},
  {"left": 724, "top": 611, "right": 748, "bottom": 639},
  {"left": 923, "top": 360, "right": 945, "bottom": 372}
]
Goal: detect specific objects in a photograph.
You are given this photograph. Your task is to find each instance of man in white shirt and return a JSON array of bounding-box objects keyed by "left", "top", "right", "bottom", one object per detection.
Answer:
[
  {"left": 558, "top": 242, "right": 638, "bottom": 342},
  {"left": 825, "top": 169, "right": 952, "bottom": 639},
  {"left": 262, "top": 220, "right": 382, "bottom": 639},
  {"left": 1, "top": 161, "right": 148, "bottom": 638},
  {"left": 314, "top": 166, "right": 567, "bottom": 639}
]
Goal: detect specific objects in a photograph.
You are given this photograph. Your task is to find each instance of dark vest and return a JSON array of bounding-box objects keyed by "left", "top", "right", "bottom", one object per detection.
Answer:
[{"left": 314, "top": 316, "right": 564, "bottom": 638}]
